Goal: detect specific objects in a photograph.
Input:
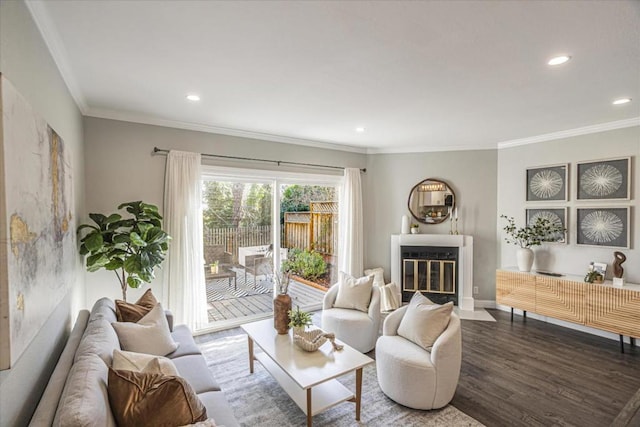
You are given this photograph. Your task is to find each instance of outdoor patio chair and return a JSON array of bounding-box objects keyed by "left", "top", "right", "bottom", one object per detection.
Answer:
[
  {"left": 243, "top": 253, "right": 273, "bottom": 288},
  {"left": 204, "top": 244, "right": 232, "bottom": 266}
]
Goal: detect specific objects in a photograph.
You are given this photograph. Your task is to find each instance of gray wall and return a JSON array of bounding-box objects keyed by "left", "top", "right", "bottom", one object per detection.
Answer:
[
  {"left": 498, "top": 126, "right": 640, "bottom": 282},
  {"left": 0, "top": 1, "right": 85, "bottom": 426},
  {"left": 83, "top": 116, "right": 367, "bottom": 306},
  {"left": 363, "top": 150, "right": 498, "bottom": 302}
]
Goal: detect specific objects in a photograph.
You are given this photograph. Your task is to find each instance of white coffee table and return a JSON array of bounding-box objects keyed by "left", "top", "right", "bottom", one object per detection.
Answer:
[{"left": 241, "top": 318, "right": 374, "bottom": 426}]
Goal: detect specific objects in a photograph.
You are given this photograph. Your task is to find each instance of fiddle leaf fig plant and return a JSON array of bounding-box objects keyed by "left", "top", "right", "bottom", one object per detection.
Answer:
[{"left": 77, "top": 201, "right": 171, "bottom": 301}]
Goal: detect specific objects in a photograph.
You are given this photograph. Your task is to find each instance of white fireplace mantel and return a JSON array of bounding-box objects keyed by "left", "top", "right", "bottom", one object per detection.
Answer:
[{"left": 391, "top": 234, "right": 474, "bottom": 311}]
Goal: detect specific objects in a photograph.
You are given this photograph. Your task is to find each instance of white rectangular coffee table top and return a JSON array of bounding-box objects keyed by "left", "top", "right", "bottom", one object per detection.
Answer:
[
  {"left": 241, "top": 318, "right": 373, "bottom": 426},
  {"left": 241, "top": 318, "right": 372, "bottom": 389}
]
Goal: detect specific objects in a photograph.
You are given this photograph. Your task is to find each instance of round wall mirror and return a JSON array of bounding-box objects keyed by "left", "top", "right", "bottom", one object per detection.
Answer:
[{"left": 408, "top": 178, "right": 456, "bottom": 224}]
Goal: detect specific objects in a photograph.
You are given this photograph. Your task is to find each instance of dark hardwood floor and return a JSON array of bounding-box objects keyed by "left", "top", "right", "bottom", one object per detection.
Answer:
[{"left": 453, "top": 309, "right": 640, "bottom": 427}]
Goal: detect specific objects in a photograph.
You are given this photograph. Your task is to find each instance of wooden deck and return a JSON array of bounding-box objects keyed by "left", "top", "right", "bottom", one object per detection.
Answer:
[{"left": 206, "top": 279, "right": 326, "bottom": 324}]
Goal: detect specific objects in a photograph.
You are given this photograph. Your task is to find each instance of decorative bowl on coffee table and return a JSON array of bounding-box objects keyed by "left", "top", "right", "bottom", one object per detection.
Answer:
[{"left": 293, "top": 329, "right": 327, "bottom": 352}]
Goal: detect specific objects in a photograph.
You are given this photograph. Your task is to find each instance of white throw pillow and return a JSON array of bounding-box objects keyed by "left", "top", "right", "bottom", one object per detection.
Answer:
[
  {"left": 364, "top": 267, "right": 385, "bottom": 288},
  {"left": 333, "top": 271, "right": 374, "bottom": 312},
  {"left": 379, "top": 282, "right": 400, "bottom": 311},
  {"left": 112, "top": 303, "right": 178, "bottom": 356},
  {"left": 112, "top": 349, "right": 179, "bottom": 376},
  {"left": 397, "top": 292, "right": 452, "bottom": 350}
]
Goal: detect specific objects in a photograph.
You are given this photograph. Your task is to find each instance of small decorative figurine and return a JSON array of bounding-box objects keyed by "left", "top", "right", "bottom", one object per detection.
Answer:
[{"left": 613, "top": 251, "right": 626, "bottom": 279}]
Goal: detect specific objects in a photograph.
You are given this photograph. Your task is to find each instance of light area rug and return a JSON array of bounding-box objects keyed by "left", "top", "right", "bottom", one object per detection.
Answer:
[{"left": 198, "top": 331, "right": 484, "bottom": 427}]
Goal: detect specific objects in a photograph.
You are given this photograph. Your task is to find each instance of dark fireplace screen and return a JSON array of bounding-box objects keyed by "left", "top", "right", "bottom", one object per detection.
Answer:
[{"left": 401, "top": 246, "right": 458, "bottom": 305}]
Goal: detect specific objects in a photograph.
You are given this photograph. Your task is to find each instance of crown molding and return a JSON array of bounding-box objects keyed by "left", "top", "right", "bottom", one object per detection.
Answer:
[
  {"left": 366, "top": 143, "right": 497, "bottom": 154},
  {"left": 85, "top": 108, "right": 368, "bottom": 154},
  {"left": 497, "top": 117, "right": 640, "bottom": 149},
  {"left": 26, "top": 0, "right": 88, "bottom": 113}
]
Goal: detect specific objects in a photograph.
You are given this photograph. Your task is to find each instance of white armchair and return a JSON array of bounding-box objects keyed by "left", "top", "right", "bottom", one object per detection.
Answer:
[
  {"left": 321, "top": 284, "right": 381, "bottom": 353},
  {"left": 375, "top": 305, "right": 461, "bottom": 410}
]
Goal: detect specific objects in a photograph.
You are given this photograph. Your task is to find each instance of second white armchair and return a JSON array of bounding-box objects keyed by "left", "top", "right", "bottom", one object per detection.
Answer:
[{"left": 321, "top": 275, "right": 381, "bottom": 353}]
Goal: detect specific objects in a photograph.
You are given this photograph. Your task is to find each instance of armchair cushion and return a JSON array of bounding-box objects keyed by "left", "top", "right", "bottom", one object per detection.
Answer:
[
  {"left": 333, "top": 272, "right": 374, "bottom": 312},
  {"left": 397, "top": 293, "right": 452, "bottom": 351}
]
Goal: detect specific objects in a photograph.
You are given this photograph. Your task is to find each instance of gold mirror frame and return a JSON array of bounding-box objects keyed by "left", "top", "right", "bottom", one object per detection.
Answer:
[{"left": 407, "top": 178, "right": 456, "bottom": 225}]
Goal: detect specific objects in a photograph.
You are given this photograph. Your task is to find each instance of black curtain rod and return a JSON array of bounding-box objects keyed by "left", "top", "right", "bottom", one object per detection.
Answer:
[{"left": 152, "top": 147, "right": 366, "bottom": 173}]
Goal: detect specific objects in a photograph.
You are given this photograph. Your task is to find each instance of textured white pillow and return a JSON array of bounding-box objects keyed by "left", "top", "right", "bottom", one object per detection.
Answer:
[
  {"left": 112, "top": 349, "right": 179, "bottom": 376},
  {"left": 333, "top": 271, "right": 374, "bottom": 312},
  {"left": 112, "top": 303, "right": 178, "bottom": 356},
  {"left": 379, "top": 282, "right": 400, "bottom": 311},
  {"left": 364, "top": 267, "right": 385, "bottom": 288},
  {"left": 397, "top": 292, "right": 452, "bottom": 350}
]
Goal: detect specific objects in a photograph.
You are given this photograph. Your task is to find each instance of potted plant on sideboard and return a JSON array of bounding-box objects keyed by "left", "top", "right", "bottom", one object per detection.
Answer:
[
  {"left": 77, "top": 201, "right": 170, "bottom": 301},
  {"left": 501, "top": 215, "right": 565, "bottom": 272}
]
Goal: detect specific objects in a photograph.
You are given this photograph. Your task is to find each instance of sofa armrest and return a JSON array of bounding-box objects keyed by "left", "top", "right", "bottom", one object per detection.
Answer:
[
  {"left": 29, "top": 310, "right": 90, "bottom": 427},
  {"left": 164, "top": 310, "right": 174, "bottom": 332},
  {"left": 382, "top": 305, "right": 408, "bottom": 336}
]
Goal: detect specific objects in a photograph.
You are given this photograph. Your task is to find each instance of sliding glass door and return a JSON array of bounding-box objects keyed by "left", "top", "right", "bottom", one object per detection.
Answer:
[{"left": 198, "top": 167, "right": 341, "bottom": 332}]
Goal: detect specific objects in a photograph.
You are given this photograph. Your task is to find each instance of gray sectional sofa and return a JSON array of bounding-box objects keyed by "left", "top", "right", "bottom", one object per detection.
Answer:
[{"left": 29, "top": 298, "right": 239, "bottom": 427}]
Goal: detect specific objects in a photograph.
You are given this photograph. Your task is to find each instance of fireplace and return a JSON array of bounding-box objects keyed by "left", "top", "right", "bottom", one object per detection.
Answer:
[
  {"left": 391, "top": 234, "right": 474, "bottom": 311},
  {"left": 401, "top": 246, "right": 458, "bottom": 304}
]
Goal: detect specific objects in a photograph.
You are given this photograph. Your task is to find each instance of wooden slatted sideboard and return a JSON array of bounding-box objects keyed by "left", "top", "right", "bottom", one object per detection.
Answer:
[{"left": 496, "top": 269, "right": 640, "bottom": 353}]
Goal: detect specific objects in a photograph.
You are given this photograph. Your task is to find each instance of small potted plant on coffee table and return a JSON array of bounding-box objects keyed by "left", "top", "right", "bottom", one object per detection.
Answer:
[{"left": 288, "top": 306, "right": 313, "bottom": 337}]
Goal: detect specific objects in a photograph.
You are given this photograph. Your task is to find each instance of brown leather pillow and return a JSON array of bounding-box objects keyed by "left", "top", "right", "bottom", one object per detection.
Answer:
[
  {"left": 108, "top": 368, "right": 207, "bottom": 427},
  {"left": 115, "top": 288, "right": 158, "bottom": 322}
]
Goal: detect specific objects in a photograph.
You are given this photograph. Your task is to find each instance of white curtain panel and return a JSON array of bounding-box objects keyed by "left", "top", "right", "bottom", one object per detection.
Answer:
[
  {"left": 163, "top": 150, "right": 208, "bottom": 330},
  {"left": 338, "top": 168, "right": 364, "bottom": 277}
]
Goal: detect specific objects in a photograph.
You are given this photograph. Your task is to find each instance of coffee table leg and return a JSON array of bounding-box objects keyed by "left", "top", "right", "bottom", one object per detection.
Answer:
[
  {"left": 355, "top": 367, "right": 363, "bottom": 421},
  {"left": 306, "top": 388, "right": 312, "bottom": 427},
  {"left": 248, "top": 336, "right": 254, "bottom": 374}
]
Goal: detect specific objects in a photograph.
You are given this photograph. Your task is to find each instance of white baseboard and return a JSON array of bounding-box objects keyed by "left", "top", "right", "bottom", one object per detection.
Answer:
[
  {"left": 474, "top": 300, "right": 496, "bottom": 308},
  {"left": 494, "top": 303, "right": 634, "bottom": 344}
]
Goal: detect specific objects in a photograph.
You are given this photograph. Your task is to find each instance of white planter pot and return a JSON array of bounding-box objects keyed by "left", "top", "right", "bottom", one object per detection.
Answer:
[{"left": 516, "top": 248, "right": 534, "bottom": 272}]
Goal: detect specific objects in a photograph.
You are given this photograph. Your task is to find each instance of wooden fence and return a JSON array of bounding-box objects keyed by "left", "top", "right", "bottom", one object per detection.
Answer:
[
  {"left": 204, "top": 201, "right": 338, "bottom": 263},
  {"left": 203, "top": 225, "right": 271, "bottom": 263},
  {"left": 283, "top": 201, "right": 338, "bottom": 256}
]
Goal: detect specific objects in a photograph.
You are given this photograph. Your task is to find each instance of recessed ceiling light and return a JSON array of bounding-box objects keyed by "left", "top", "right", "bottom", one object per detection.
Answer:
[
  {"left": 355, "top": 127, "right": 365, "bottom": 133},
  {"left": 186, "top": 94, "right": 200, "bottom": 101},
  {"left": 548, "top": 55, "right": 571, "bottom": 66},
  {"left": 612, "top": 98, "right": 632, "bottom": 105}
]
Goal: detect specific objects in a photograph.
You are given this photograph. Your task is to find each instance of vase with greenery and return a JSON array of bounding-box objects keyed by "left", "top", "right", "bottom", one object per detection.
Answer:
[
  {"left": 288, "top": 305, "right": 313, "bottom": 336},
  {"left": 77, "top": 201, "right": 170, "bottom": 301},
  {"left": 501, "top": 215, "right": 565, "bottom": 272}
]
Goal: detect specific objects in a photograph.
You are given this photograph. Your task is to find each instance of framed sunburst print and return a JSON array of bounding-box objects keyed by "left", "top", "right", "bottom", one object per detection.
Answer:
[
  {"left": 576, "top": 207, "right": 629, "bottom": 248},
  {"left": 576, "top": 157, "right": 630, "bottom": 201},
  {"left": 526, "top": 163, "right": 568, "bottom": 202},
  {"left": 526, "top": 208, "right": 568, "bottom": 244}
]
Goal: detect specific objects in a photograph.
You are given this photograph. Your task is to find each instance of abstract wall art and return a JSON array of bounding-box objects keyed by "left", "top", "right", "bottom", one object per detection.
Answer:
[
  {"left": 0, "top": 74, "right": 76, "bottom": 370},
  {"left": 576, "top": 157, "right": 630, "bottom": 201},
  {"left": 526, "top": 207, "right": 567, "bottom": 244},
  {"left": 526, "top": 163, "right": 568, "bottom": 202},
  {"left": 576, "top": 207, "right": 629, "bottom": 248}
]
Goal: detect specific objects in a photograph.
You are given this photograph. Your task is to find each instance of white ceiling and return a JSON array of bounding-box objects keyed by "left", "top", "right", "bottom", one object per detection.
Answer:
[{"left": 27, "top": 0, "right": 640, "bottom": 153}]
